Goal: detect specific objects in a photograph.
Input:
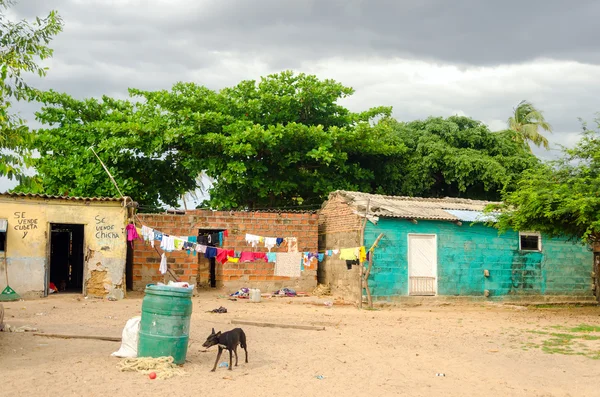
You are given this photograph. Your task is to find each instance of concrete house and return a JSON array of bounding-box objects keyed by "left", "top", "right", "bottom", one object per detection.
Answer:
[
  {"left": 0, "top": 193, "right": 131, "bottom": 299},
  {"left": 319, "top": 191, "right": 596, "bottom": 302}
]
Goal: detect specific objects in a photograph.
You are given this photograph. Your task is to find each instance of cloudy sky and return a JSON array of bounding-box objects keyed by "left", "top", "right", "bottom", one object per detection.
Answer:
[{"left": 3, "top": 0, "right": 600, "bottom": 204}]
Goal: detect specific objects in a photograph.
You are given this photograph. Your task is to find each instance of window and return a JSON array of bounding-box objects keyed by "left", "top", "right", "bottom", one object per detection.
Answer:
[{"left": 519, "top": 232, "right": 541, "bottom": 251}]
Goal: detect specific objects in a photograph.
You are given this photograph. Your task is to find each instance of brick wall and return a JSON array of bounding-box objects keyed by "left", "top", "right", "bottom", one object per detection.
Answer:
[
  {"left": 318, "top": 196, "right": 364, "bottom": 301},
  {"left": 133, "top": 210, "right": 318, "bottom": 293}
]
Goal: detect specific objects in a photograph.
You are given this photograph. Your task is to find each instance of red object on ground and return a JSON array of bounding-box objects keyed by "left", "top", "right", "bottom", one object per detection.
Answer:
[{"left": 149, "top": 372, "right": 157, "bottom": 380}]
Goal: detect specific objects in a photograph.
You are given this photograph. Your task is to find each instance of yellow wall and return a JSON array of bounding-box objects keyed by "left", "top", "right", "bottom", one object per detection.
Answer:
[{"left": 0, "top": 196, "right": 128, "bottom": 299}]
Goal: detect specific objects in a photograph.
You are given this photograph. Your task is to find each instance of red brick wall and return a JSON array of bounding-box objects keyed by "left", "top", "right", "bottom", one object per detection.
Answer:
[
  {"left": 133, "top": 210, "right": 318, "bottom": 292},
  {"left": 318, "top": 194, "right": 363, "bottom": 301}
]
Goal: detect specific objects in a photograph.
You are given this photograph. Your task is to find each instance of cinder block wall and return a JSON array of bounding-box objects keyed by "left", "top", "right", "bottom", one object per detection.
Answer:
[
  {"left": 318, "top": 195, "right": 364, "bottom": 301},
  {"left": 134, "top": 210, "right": 318, "bottom": 293},
  {"left": 364, "top": 218, "right": 595, "bottom": 301}
]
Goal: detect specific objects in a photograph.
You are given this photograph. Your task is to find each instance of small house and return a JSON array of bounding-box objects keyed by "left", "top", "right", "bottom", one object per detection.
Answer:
[
  {"left": 0, "top": 193, "right": 131, "bottom": 299},
  {"left": 319, "top": 191, "right": 595, "bottom": 302}
]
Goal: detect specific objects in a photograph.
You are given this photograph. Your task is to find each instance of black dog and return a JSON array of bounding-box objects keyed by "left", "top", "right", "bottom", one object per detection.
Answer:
[{"left": 202, "top": 327, "right": 248, "bottom": 372}]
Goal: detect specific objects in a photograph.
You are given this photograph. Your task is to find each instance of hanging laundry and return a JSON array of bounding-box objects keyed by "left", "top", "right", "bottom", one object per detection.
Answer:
[
  {"left": 154, "top": 231, "right": 163, "bottom": 242},
  {"left": 161, "top": 235, "right": 175, "bottom": 252},
  {"left": 125, "top": 224, "right": 140, "bottom": 248},
  {"left": 197, "top": 235, "right": 209, "bottom": 245},
  {"left": 187, "top": 236, "right": 197, "bottom": 243},
  {"left": 174, "top": 238, "right": 185, "bottom": 251},
  {"left": 339, "top": 248, "right": 358, "bottom": 261},
  {"left": 276, "top": 237, "right": 284, "bottom": 247},
  {"left": 218, "top": 232, "right": 224, "bottom": 246},
  {"left": 216, "top": 249, "right": 235, "bottom": 265},
  {"left": 264, "top": 237, "right": 277, "bottom": 252},
  {"left": 227, "top": 256, "right": 239, "bottom": 263},
  {"left": 285, "top": 237, "right": 298, "bottom": 253},
  {"left": 160, "top": 253, "right": 168, "bottom": 275},
  {"left": 274, "top": 252, "right": 302, "bottom": 277},
  {"left": 196, "top": 244, "right": 207, "bottom": 254},
  {"left": 239, "top": 252, "right": 268, "bottom": 263},
  {"left": 141, "top": 226, "right": 152, "bottom": 243},
  {"left": 346, "top": 260, "right": 358, "bottom": 270},
  {"left": 266, "top": 252, "right": 277, "bottom": 263},
  {"left": 302, "top": 253, "right": 311, "bottom": 269},
  {"left": 204, "top": 247, "right": 218, "bottom": 259},
  {"left": 333, "top": 249, "right": 339, "bottom": 255},
  {"left": 359, "top": 246, "right": 367, "bottom": 263},
  {"left": 326, "top": 250, "right": 333, "bottom": 257},
  {"left": 245, "top": 234, "right": 260, "bottom": 248},
  {"left": 318, "top": 253, "right": 324, "bottom": 262},
  {"left": 223, "top": 230, "right": 229, "bottom": 238}
]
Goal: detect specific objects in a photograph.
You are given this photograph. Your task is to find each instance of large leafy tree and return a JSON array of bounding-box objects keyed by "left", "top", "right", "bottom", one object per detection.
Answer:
[
  {"left": 21, "top": 73, "right": 401, "bottom": 208},
  {"left": 492, "top": 119, "right": 600, "bottom": 244},
  {"left": 379, "top": 116, "right": 539, "bottom": 201},
  {"left": 0, "top": 0, "right": 62, "bottom": 180},
  {"left": 20, "top": 72, "right": 539, "bottom": 209},
  {"left": 508, "top": 100, "right": 553, "bottom": 150}
]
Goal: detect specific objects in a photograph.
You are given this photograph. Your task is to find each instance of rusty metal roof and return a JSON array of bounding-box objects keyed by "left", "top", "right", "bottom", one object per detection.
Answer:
[
  {"left": 0, "top": 192, "right": 125, "bottom": 202},
  {"left": 329, "top": 190, "right": 500, "bottom": 222}
]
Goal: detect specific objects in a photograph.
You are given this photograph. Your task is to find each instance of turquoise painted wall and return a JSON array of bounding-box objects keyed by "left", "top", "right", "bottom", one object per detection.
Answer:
[{"left": 364, "top": 219, "right": 593, "bottom": 299}]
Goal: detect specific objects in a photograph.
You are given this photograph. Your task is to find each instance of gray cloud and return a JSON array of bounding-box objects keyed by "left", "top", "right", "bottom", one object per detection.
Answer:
[{"left": 2, "top": 0, "right": 600, "bottom": 196}]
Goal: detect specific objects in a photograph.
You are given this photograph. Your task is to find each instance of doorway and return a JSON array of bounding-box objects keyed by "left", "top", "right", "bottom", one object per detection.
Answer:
[
  {"left": 408, "top": 234, "right": 437, "bottom": 296},
  {"left": 49, "top": 224, "right": 85, "bottom": 293},
  {"left": 198, "top": 228, "right": 225, "bottom": 288}
]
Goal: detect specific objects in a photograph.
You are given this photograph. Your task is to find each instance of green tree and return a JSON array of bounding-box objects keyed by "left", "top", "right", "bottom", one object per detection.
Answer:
[
  {"left": 0, "top": 0, "right": 62, "bottom": 179},
  {"left": 492, "top": 119, "right": 600, "bottom": 244},
  {"left": 380, "top": 116, "right": 539, "bottom": 201},
  {"left": 508, "top": 100, "right": 553, "bottom": 150}
]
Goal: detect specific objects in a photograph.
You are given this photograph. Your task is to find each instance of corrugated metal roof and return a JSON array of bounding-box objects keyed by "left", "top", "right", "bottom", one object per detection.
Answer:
[
  {"left": 0, "top": 192, "right": 124, "bottom": 202},
  {"left": 444, "top": 209, "right": 499, "bottom": 223},
  {"left": 329, "top": 190, "right": 500, "bottom": 222}
]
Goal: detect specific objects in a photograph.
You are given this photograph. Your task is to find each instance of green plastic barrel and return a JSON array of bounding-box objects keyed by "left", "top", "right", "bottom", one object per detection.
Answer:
[{"left": 137, "top": 284, "right": 193, "bottom": 365}]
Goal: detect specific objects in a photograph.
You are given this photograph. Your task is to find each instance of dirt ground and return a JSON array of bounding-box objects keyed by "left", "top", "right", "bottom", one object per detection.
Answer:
[{"left": 1, "top": 291, "right": 600, "bottom": 397}]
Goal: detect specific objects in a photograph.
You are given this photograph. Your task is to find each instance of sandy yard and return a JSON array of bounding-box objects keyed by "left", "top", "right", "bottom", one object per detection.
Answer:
[{"left": 1, "top": 292, "right": 600, "bottom": 397}]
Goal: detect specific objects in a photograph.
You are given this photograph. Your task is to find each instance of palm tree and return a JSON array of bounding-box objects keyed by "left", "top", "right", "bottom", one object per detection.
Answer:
[{"left": 508, "top": 100, "right": 553, "bottom": 150}]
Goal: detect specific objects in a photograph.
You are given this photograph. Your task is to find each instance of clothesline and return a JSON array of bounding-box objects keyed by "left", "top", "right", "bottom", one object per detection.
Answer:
[{"left": 129, "top": 218, "right": 370, "bottom": 277}]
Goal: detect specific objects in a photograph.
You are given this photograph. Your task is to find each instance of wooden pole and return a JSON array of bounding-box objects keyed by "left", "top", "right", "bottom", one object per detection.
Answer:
[
  {"left": 231, "top": 319, "right": 325, "bottom": 331},
  {"left": 364, "top": 233, "right": 384, "bottom": 308},
  {"left": 358, "top": 199, "right": 371, "bottom": 309},
  {"left": 33, "top": 332, "right": 121, "bottom": 342}
]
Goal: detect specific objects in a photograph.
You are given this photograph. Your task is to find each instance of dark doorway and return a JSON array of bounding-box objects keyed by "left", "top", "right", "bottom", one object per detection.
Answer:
[
  {"left": 125, "top": 243, "right": 133, "bottom": 291},
  {"left": 50, "top": 224, "right": 84, "bottom": 293},
  {"left": 198, "top": 228, "right": 225, "bottom": 288}
]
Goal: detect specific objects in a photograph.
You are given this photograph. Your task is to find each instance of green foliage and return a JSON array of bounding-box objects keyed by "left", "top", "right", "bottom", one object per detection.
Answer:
[
  {"left": 0, "top": 0, "right": 63, "bottom": 180},
  {"left": 21, "top": 72, "right": 538, "bottom": 209},
  {"left": 492, "top": 119, "right": 600, "bottom": 244},
  {"left": 379, "top": 116, "right": 539, "bottom": 201},
  {"left": 508, "top": 100, "right": 553, "bottom": 150}
]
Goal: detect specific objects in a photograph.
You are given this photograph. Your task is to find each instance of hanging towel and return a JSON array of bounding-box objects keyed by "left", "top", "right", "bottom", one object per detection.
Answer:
[
  {"left": 276, "top": 237, "right": 284, "bottom": 247},
  {"left": 160, "top": 235, "right": 175, "bottom": 252},
  {"left": 187, "top": 236, "right": 197, "bottom": 243},
  {"left": 218, "top": 232, "right": 224, "bottom": 246},
  {"left": 154, "top": 231, "right": 163, "bottom": 242},
  {"left": 204, "top": 247, "right": 218, "bottom": 259},
  {"left": 216, "top": 249, "right": 234, "bottom": 265},
  {"left": 264, "top": 237, "right": 277, "bottom": 252},
  {"left": 125, "top": 224, "right": 140, "bottom": 248},
  {"left": 285, "top": 237, "right": 298, "bottom": 253},
  {"left": 159, "top": 253, "right": 168, "bottom": 275},
  {"left": 224, "top": 230, "right": 229, "bottom": 238},
  {"left": 359, "top": 246, "right": 367, "bottom": 263},
  {"left": 239, "top": 252, "right": 268, "bottom": 263},
  {"left": 339, "top": 248, "right": 358, "bottom": 261},
  {"left": 266, "top": 252, "right": 277, "bottom": 263},
  {"left": 274, "top": 252, "right": 302, "bottom": 277},
  {"left": 228, "top": 256, "right": 239, "bottom": 263}
]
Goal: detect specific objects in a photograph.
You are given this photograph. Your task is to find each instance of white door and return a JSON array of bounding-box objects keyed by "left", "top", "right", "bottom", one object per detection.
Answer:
[{"left": 408, "top": 234, "right": 437, "bottom": 296}]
